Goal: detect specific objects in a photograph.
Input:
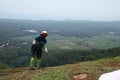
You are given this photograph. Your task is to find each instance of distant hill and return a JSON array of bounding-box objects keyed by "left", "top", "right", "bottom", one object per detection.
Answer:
[{"left": 0, "top": 19, "right": 120, "bottom": 38}]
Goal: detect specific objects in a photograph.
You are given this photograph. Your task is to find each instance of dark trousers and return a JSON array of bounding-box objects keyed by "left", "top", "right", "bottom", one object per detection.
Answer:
[{"left": 31, "top": 44, "right": 42, "bottom": 59}]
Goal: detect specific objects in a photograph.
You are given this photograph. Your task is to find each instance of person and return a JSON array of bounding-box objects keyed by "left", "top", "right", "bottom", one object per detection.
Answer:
[
  {"left": 98, "top": 70, "right": 120, "bottom": 80},
  {"left": 29, "top": 31, "right": 48, "bottom": 70}
]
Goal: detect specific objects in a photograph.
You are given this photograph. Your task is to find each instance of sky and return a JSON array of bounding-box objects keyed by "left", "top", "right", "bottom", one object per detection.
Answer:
[{"left": 0, "top": 0, "right": 120, "bottom": 21}]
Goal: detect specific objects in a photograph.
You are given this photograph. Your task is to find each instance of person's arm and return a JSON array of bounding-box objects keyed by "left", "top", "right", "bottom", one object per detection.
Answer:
[
  {"left": 32, "top": 40, "right": 39, "bottom": 45},
  {"left": 43, "top": 45, "right": 48, "bottom": 54}
]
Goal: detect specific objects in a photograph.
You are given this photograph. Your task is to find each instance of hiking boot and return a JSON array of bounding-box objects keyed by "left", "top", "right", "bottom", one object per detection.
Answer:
[{"left": 29, "top": 67, "right": 35, "bottom": 70}]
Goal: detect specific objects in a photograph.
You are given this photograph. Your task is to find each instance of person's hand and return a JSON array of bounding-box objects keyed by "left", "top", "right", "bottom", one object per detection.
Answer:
[
  {"left": 35, "top": 42, "right": 39, "bottom": 46},
  {"left": 45, "top": 48, "right": 48, "bottom": 54},
  {"left": 45, "top": 50, "right": 48, "bottom": 54}
]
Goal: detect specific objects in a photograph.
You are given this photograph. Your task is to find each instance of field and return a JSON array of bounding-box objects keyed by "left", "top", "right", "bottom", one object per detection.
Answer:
[{"left": 12, "top": 33, "right": 120, "bottom": 50}]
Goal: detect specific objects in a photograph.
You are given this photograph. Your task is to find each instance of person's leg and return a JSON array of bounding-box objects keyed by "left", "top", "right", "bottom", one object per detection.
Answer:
[
  {"left": 36, "top": 48, "right": 42, "bottom": 69},
  {"left": 30, "top": 57, "right": 35, "bottom": 69},
  {"left": 37, "top": 59, "right": 41, "bottom": 69},
  {"left": 29, "top": 45, "right": 36, "bottom": 70}
]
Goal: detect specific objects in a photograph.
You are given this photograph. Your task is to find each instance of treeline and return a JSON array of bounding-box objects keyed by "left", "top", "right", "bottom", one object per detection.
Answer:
[
  {"left": 1, "top": 46, "right": 120, "bottom": 68},
  {"left": 40, "top": 47, "right": 120, "bottom": 67}
]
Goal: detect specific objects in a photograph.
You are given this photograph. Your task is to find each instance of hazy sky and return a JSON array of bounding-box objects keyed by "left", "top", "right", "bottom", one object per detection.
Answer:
[{"left": 0, "top": 0, "right": 120, "bottom": 21}]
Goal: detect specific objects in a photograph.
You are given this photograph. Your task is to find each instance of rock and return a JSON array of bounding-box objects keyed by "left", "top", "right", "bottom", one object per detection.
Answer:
[{"left": 73, "top": 74, "right": 87, "bottom": 80}]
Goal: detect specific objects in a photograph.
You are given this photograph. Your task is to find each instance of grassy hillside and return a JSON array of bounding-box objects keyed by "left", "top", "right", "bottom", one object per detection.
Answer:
[{"left": 0, "top": 56, "right": 120, "bottom": 80}]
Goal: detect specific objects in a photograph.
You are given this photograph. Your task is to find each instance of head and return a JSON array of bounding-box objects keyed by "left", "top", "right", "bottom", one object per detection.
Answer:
[{"left": 40, "top": 31, "right": 48, "bottom": 38}]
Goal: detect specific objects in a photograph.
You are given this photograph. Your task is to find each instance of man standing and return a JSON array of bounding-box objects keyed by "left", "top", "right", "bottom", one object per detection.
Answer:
[{"left": 29, "top": 31, "right": 48, "bottom": 70}]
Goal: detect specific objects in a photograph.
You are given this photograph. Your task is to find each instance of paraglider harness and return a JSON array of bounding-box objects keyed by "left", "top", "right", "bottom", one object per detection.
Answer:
[{"left": 31, "top": 43, "right": 43, "bottom": 59}]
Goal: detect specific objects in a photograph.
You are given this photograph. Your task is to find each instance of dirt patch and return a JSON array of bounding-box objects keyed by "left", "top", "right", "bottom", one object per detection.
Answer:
[
  {"left": 71, "top": 73, "right": 98, "bottom": 80},
  {"left": 73, "top": 74, "right": 87, "bottom": 80},
  {"left": 0, "top": 68, "right": 25, "bottom": 76},
  {"left": 70, "top": 66, "right": 99, "bottom": 80},
  {"left": 86, "top": 74, "right": 98, "bottom": 80},
  {"left": 7, "top": 69, "right": 41, "bottom": 80},
  {"left": 0, "top": 67, "right": 46, "bottom": 80},
  {"left": 103, "top": 61, "right": 119, "bottom": 67}
]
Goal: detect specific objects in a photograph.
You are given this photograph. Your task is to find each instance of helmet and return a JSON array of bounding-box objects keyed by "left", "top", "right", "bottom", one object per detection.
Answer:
[{"left": 40, "top": 31, "right": 48, "bottom": 37}]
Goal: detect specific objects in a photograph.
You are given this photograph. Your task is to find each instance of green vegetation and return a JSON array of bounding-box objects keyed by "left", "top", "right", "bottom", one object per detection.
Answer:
[
  {"left": 12, "top": 34, "right": 120, "bottom": 50},
  {"left": 0, "top": 63, "right": 9, "bottom": 69},
  {"left": 1, "top": 55, "right": 120, "bottom": 80},
  {"left": 0, "top": 19, "right": 120, "bottom": 80},
  {"left": 32, "top": 56, "right": 120, "bottom": 80},
  {"left": 31, "top": 66, "right": 70, "bottom": 80},
  {"left": 40, "top": 47, "right": 120, "bottom": 67},
  {"left": 0, "top": 19, "right": 120, "bottom": 68}
]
